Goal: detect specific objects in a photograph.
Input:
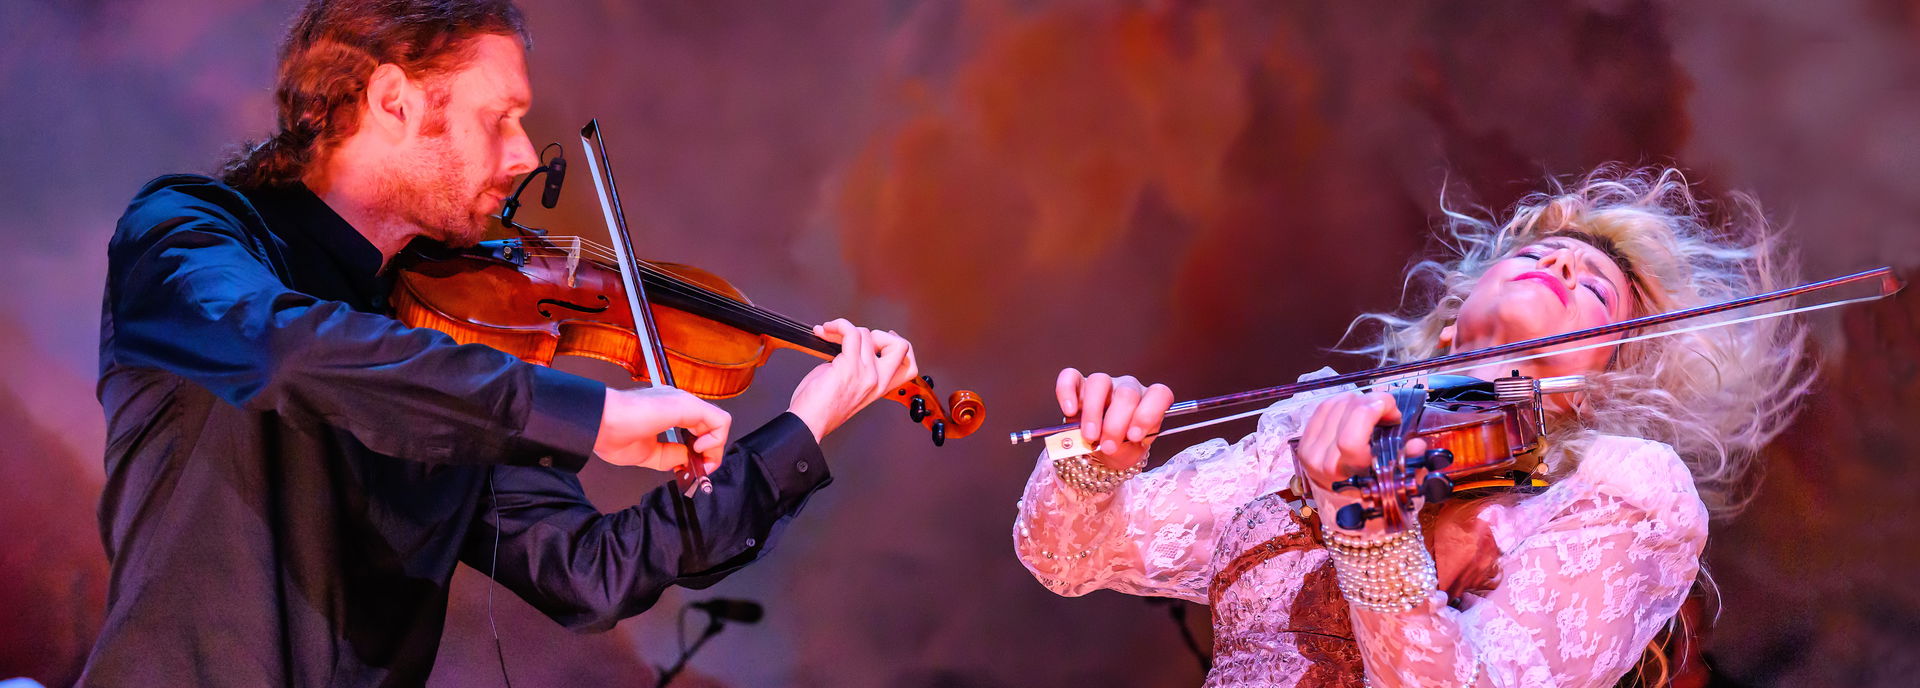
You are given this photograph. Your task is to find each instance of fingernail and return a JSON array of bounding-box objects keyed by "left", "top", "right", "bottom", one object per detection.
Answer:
[
  {"left": 1101, "top": 440, "right": 1117, "bottom": 454},
  {"left": 1128, "top": 428, "right": 1143, "bottom": 442}
]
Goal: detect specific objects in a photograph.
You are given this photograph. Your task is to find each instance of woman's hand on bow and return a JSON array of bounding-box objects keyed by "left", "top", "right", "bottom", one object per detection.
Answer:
[{"left": 1055, "top": 369, "right": 1174, "bottom": 470}]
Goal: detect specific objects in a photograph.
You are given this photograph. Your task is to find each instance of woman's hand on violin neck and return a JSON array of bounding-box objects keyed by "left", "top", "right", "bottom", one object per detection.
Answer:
[
  {"left": 593, "top": 387, "right": 732, "bottom": 474},
  {"left": 788, "top": 319, "right": 920, "bottom": 443},
  {"left": 1055, "top": 369, "right": 1174, "bottom": 470},
  {"left": 1295, "top": 391, "right": 1426, "bottom": 532}
]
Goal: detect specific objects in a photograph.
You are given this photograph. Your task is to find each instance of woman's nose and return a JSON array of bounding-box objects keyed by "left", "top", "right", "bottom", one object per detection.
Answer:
[{"left": 1539, "top": 248, "right": 1578, "bottom": 283}]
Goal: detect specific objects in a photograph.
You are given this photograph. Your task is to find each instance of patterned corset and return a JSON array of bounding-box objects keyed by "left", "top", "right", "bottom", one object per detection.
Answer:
[{"left": 1204, "top": 492, "right": 1362, "bottom": 688}]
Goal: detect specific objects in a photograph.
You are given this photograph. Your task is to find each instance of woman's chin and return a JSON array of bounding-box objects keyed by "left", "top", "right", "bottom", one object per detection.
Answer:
[{"left": 1483, "top": 301, "right": 1579, "bottom": 342}]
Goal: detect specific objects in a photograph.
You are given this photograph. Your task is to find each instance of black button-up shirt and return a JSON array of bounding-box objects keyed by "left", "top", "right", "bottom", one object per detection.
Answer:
[{"left": 82, "top": 176, "right": 830, "bottom": 687}]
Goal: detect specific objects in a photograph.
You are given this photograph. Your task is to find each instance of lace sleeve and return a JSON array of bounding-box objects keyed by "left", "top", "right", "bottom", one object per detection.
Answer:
[
  {"left": 1347, "top": 438, "right": 1710, "bottom": 687},
  {"left": 1011, "top": 370, "right": 1344, "bottom": 604}
]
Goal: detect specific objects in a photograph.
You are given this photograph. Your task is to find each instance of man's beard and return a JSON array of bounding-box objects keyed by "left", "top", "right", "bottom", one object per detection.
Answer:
[{"left": 379, "top": 134, "right": 499, "bottom": 248}]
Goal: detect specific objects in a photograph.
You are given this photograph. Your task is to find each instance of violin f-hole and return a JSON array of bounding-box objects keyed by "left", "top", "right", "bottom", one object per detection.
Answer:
[{"left": 536, "top": 294, "right": 612, "bottom": 318}]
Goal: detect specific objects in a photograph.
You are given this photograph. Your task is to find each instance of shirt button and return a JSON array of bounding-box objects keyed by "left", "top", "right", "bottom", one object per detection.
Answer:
[
  {"left": 746, "top": 538, "right": 757, "bottom": 548},
  {"left": 796, "top": 460, "right": 810, "bottom": 473},
  {"left": 537, "top": 456, "right": 554, "bottom": 467}
]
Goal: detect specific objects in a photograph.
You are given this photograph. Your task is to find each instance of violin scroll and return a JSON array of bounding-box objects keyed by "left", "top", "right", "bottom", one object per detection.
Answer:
[{"left": 889, "top": 375, "right": 985, "bottom": 446}]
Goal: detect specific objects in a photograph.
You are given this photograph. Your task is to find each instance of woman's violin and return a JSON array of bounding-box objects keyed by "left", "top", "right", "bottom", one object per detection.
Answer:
[{"left": 1294, "top": 372, "right": 1583, "bottom": 533}]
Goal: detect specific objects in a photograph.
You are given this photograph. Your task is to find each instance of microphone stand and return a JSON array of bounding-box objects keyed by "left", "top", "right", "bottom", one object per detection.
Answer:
[
  {"left": 1147, "top": 598, "right": 1211, "bottom": 675},
  {"left": 654, "top": 606, "right": 730, "bottom": 688}
]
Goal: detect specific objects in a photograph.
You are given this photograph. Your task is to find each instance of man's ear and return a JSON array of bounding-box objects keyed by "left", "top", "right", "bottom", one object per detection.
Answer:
[
  {"left": 1437, "top": 322, "right": 1456, "bottom": 352},
  {"left": 363, "top": 63, "right": 416, "bottom": 140}
]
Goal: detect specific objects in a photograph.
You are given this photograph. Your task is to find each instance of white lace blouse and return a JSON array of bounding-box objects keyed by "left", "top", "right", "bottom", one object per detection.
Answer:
[{"left": 1012, "top": 371, "right": 1709, "bottom": 687}]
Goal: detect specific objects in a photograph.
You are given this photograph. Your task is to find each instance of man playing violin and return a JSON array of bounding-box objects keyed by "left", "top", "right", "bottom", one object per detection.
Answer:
[
  {"left": 85, "top": 1, "right": 910, "bottom": 685},
  {"left": 1015, "top": 166, "right": 1811, "bottom": 686}
]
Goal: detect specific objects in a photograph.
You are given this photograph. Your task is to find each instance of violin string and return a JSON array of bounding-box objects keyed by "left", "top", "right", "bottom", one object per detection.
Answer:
[
  {"left": 525, "top": 236, "right": 827, "bottom": 346},
  {"left": 1139, "top": 289, "right": 1890, "bottom": 441},
  {"left": 562, "top": 237, "right": 823, "bottom": 336},
  {"left": 518, "top": 236, "right": 810, "bottom": 332},
  {"left": 522, "top": 241, "right": 790, "bottom": 334},
  {"left": 588, "top": 250, "right": 817, "bottom": 334}
]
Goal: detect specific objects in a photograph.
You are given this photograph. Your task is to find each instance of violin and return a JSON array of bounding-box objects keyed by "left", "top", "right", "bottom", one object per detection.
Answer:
[
  {"left": 1018, "top": 265, "right": 1901, "bottom": 531},
  {"left": 1289, "top": 373, "right": 1583, "bottom": 532},
  {"left": 388, "top": 235, "right": 985, "bottom": 446}
]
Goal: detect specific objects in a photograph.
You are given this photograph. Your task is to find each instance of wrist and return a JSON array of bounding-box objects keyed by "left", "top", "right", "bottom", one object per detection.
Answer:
[
  {"left": 1052, "top": 453, "right": 1142, "bottom": 494},
  {"left": 1093, "top": 446, "right": 1147, "bottom": 471},
  {"left": 787, "top": 406, "right": 829, "bottom": 442},
  {"left": 592, "top": 388, "right": 618, "bottom": 456},
  {"left": 1322, "top": 521, "right": 1437, "bottom": 614}
]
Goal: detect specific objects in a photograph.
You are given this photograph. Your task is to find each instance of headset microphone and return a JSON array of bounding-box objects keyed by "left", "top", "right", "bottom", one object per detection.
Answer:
[{"left": 540, "top": 154, "right": 565, "bottom": 208}]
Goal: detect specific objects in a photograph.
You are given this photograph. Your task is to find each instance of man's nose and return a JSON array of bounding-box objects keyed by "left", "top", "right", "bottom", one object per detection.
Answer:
[{"left": 502, "top": 132, "right": 538, "bottom": 178}]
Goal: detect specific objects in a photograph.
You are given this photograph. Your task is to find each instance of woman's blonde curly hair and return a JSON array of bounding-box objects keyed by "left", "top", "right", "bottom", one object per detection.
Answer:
[{"left": 1346, "top": 165, "right": 1812, "bottom": 516}]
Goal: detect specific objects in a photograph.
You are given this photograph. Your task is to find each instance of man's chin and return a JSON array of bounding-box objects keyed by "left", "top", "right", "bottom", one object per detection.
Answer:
[
  {"left": 438, "top": 215, "right": 494, "bottom": 248},
  {"left": 445, "top": 229, "right": 487, "bottom": 249}
]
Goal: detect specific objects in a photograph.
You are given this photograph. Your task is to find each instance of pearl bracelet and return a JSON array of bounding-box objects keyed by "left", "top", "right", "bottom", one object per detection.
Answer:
[
  {"left": 1322, "top": 522, "right": 1438, "bottom": 614},
  {"left": 1052, "top": 454, "right": 1144, "bottom": 494}
]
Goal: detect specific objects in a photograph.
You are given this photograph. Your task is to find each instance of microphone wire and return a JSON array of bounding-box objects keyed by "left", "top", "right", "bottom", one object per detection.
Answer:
[{"left": 489, "top": 467, "right": 514, "bottom": 688}]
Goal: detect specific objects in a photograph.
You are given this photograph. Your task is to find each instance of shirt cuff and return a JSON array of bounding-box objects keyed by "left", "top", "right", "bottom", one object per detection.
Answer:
[
  {"left": 735, "top": 411, "right": 830, "bottom": 511},
  {"left": 512, "top": 366, "right": 605, "bottom": 472}
]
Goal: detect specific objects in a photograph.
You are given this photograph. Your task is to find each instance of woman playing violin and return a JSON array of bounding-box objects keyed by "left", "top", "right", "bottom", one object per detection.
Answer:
[{"left": 1013, "top": 166, "right": 1811, "bottom": 686}]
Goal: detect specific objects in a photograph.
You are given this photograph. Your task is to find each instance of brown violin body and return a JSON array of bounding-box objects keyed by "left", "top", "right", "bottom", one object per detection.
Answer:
[
  {"left": 395, "top": 244, "right": 773, "bottom": 398},
  {"left": 1392, "top": 399, "right": 1537, "bottom": 480},
  {"left": 390, "top": 237, "right": 984, "bottom": 445},
  {"left": 1291, "top": 374, "right": 1562, "bottom": 532}
]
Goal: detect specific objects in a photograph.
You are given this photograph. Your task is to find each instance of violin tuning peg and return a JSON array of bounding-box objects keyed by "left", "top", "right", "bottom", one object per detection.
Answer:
[
  {"left": 930, "top": 420, "right": 947, "bottom": 447},
  {"left": 1421, "top": 474, "right": 1454, "bottom": 503},
  {"left": 1407, "top": 447, "right": 1453, "bottom": 471},
  {"left": 908, "top": 396, "right": 929, "bottom": 423},
  {"left": 921, "top": 374, "right": 936, "bottom": 388},
  {"left": 1331, "top": 475, "right": 1372, "bottom": 492},
  {"left": 1334, "top": 503, "right": 1375, "bottom": 530}
]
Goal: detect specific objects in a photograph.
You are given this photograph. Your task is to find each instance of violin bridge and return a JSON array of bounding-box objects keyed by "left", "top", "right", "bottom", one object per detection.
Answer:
[
  {"left": 1044, "top": 430, "right": 1099, "bottom": 461},
  {"left": 563, "top": 236, "right": 581, "bottom": 288}
]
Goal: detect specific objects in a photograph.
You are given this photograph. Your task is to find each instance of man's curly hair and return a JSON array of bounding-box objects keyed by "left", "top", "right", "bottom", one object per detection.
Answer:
[{"left": 221, "top": 0, "right": 527, "bottom": 189}]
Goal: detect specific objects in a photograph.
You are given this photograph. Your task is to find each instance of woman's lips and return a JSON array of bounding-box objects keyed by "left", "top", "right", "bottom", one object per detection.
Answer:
[{"left": 1513, "top": 271, "right": 1570, "bottom": 307}]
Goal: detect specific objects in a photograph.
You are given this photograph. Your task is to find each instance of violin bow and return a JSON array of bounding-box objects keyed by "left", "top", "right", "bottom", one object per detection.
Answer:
[
  {"left": 1011, "top": 266, "right": 1904, "bottom": 446},
  {"left": 580, "top": 119, "right": 713, "bottom": 498}
]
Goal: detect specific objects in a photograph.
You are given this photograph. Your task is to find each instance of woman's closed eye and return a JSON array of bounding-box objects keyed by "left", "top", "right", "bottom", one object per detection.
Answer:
[{"left": 1583, "top": 280, "right": 1610, "bottom": 307}]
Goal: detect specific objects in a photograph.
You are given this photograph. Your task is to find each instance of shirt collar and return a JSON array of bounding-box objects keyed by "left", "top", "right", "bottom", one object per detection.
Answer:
[{"left": 246, "top": 183, "right": 390, "bottom": 306}]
